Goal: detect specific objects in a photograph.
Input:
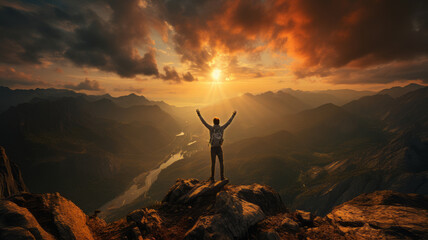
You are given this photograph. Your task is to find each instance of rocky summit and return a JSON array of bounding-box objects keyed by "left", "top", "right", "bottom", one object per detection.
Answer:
[{"left": 1, "top": 179, "right": 427, "bottom": 240}]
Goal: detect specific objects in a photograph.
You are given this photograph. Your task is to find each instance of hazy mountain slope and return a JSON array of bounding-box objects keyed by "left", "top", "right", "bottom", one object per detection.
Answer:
[
  {"left": 385, "top": 87, "right": 428, "bottom": 134},
  {"left": 342, "top": 94, "right": 395, "bottom": 119},
  {"left": 282, "top": 103, "right": 386, "bottom": 151},
  {"left": 0, "top": 86, "right": 85, "bottom": 112},
  {"left": 293, "top": 128, "right": 428, "bottom": 216},
  {"left": 0, "top": 98, "right": 179, "bottom": 212},
  {"left": 377, "top": 83, "right": 424, "bottom": 98},
  {"left": 343, "top": 87, "right": 428, "bottom": 139},
  {"left": 282, "top": 88, "right": 373, "bottom": 107},
  {"left": 195, "top": 91, "right": 311, "bottom": 142}
]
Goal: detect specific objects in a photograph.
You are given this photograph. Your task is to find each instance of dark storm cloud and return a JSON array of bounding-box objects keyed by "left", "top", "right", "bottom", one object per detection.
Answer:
[
  {"left": 64, "top": 78, "right": 103, "bottom": 91},
  {"left": 159, "top": 66, "right": 197, "bottom": 82},
  {"left": 155, "top": 0, "right": 428, "bottom": 83},
  {"left": 0, "top": 0, "right": 161, "bottom": 78},
  {"left": 182, "top": 72, "right": 197, "bottom": 82},
  {"left": 330, "top": 59, "right": 428, "bottom": 84},
  {"left": 160, "top": 66, "right": 181, "bottom": 82},
  {"left": 2, "top": 0, "right": 427, "bottom": 84}
]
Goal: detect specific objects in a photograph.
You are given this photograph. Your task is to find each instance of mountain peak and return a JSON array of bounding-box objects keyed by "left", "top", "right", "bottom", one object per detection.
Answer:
[{"left": 378, "top": 83, "right": 425, "bottom": 98}]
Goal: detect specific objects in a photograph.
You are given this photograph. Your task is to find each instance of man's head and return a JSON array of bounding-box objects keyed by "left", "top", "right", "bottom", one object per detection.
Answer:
[{"left": 213, "top": 117, "right": 220, "bottom": 125}]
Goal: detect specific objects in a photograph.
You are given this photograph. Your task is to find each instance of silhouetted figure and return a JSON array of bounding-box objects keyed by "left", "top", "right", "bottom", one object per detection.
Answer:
[{"left": 196, "top": 109, "right": 237, "bottom": 181}]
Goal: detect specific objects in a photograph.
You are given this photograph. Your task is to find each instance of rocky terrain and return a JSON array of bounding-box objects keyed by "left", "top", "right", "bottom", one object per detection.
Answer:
[
  {"left": 0, "top": 146, "right": 27, "bottom": 198},
  {"left": 1, "top": 177, "right": 427, "bottom": 240}
]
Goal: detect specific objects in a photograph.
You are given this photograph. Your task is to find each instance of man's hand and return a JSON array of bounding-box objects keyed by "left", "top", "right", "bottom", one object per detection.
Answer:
[
  {"left": 233, "top": 110, "right": 237, "bottom": 115},
  {"left": 196, "top": 109, "right": 201, "bottom": 115}
]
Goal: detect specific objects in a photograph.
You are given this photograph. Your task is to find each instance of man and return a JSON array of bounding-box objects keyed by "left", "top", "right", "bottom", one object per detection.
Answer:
[{"left": 196, "top": 109, "right": 237, "bottom": 181}]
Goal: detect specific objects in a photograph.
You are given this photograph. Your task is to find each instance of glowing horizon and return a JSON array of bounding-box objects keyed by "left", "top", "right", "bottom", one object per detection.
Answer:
[{"left": 0, "top": 0, "right": 427, "bottom": 106}]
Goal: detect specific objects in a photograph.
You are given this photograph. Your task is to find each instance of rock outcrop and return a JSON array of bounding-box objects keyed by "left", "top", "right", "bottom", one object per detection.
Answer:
[
  {"left": 0, "top": 146, "right": 28, "bottom": 198},
  {"left": 1, "top": 179, "right": 427, "bottom": 240},
  {"left": 327, "top": 190, "right": 428, "bottom": 239},
  {"left": 1, "top": 192, "right": 95, "bottom": 240}
]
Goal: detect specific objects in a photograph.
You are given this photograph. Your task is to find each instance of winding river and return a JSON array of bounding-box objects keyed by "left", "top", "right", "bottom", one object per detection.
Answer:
[{"left": 99, "top": 151, "right": 185, "bottom": 213}]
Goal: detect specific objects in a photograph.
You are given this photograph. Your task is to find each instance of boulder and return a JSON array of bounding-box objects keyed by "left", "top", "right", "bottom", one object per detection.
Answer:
[
  {"left": 327, "top": 190, "right": 428, "bottom": 239},
  {"left": 280, "top": 217, "right": 299, "bottom": 231},
  {"left": 162, "top": 178, "right": 200, "bottom": 203},
  {"left": 185, "top": 191, "right": 265, "bottom": 240},
  {"left": 0, "top": 200, "right": 54, "bottom": 240},
  {"left": 8, "top": 192, "right": 95, "bottom": 240},
  {"left": 163, "top": 178, "right": 229, "bottom": 205},
  {"left": 180, "top": 180, "right": 229, "bottom": 204},
  {"left": 295, "top": 210, "right": 314, "bottom": 226},
  {"left": 229, "top": 184, "right": 286, "bottom": 215},
  {"left": 126, "top": 208, "right": 163, "bottom": 236}
]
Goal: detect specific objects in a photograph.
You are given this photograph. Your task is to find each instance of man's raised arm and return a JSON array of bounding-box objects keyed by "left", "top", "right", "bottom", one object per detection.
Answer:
[
  {"left": 222, "top": 111, "right": 237, "bottom": 129},
  {"left": 196, "top": 109, "right": 211, "bottom": 129}
]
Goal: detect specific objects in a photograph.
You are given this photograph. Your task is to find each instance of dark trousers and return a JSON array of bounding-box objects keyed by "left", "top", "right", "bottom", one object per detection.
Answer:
[{"left": 210, "top": 146, "right": 224, "bottom": 179}]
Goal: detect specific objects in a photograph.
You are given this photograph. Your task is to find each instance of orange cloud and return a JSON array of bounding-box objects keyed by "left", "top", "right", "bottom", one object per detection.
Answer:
[{"left": 157, "top": 0, "right": 428, "bottom": 83}]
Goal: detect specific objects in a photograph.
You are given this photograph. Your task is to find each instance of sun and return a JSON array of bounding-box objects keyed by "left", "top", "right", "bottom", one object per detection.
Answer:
[{"left": 211, "top": 68, "right": 221, "bottom": 82}]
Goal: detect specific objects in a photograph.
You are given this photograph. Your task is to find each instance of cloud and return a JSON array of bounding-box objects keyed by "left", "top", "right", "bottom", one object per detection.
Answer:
[
  {"left": 155, "top": 0, "right": 428, "bottom": 83},
  {"left": 182, "top": 72, "right": 197, "bottom": 82},
  {"left": 2, "top": 0, "right": 427, "bottom": 84},
  {"left": 64, "top": 78, "right": 103, "bottom": 91},
  {"left": 328, "top": 58, "right": 428, "bottom": 84},
  {"left": 160, "top": 66, "right": 181, "bottom": 82},
  {"left": 159, "top": 66, "right": 198, "bottom": 83},
  {"left": 0, "top": 67, "right": 46, "bottom": 87},
  {"left": 0, "top": 0, "right": 162, "bottom": 78},
  {"left": 113, "top": 86, "right": 144, "bottom": 94}
]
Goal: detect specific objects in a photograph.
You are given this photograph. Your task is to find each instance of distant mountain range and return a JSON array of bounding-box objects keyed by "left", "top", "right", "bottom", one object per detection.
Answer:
[
  {"left": 282, "top": 83, "right": 425, "bottom": 107},
  {"left": 0, "top": 83, "right": 426, "bottom": 218},
  {"left": 145, "top": 86, "right": 428, "bottom": 217},
  {"left": 0, "top": 96, "right": 181, "bottom": 211},
  {"left": 377, "top": 83, "right": 425, "bottom": 98}
]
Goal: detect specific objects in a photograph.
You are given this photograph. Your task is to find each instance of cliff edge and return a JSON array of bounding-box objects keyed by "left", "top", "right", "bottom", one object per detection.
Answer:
[{"left": 1, "top": 178, "right": 427, "bottom": 239}]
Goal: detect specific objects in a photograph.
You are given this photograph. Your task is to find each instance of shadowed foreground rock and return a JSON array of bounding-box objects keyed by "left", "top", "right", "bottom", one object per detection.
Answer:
[
  {"left": 0, "top": 192, "right": 95, "bottom": 240},
  {"left": 0, "top": 146, "right": 28, "bottom": 198},
  {"left": 0, "top": 179, "right": 427, "bottom": 239}
]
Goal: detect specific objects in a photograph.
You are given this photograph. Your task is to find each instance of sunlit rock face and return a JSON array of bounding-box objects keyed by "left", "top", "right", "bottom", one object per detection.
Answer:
[
  {"left": 0, "top": 146, "right": 28, "bottom": 198},
  {"left": 1, "top": 192, "right": 95, "bottom": 240},
  {"left": 327, "top": 190, "right": 428, "bottom": 239},
  {"left": 1, "top": 179, "right": 427, "bottom": 240}
]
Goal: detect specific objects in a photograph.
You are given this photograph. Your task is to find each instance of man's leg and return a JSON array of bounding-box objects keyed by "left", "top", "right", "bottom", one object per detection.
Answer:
[
  {"left": 210, "top": 147, "right": 216, "bottom": 181},
  {"left": 218, "top": 147, "right": 225, "bottom": 180}
]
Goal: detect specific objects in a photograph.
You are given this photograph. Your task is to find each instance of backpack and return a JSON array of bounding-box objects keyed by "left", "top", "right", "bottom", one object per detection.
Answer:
[{"left": 210, "top": 127, "right": 223, "bottom": 146}]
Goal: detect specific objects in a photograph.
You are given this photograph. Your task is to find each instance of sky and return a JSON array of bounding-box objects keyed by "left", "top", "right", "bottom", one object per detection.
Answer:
[{"left": 0, "top": 0, "right": 427, "bottom": 106}]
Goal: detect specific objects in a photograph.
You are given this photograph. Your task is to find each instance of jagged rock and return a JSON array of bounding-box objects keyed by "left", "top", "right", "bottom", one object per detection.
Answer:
[
  {"left": 127, "top": 226, "right": 144, "bottom": 240},
  {"left": 295, "top": 210, "right": 313, "bottom": 226},
  {"left": 229, "top": 184, "right": 286, "bottom": 215},
  {"left": 257, "top": 230, "right": 282, "bottom": 240},
  {"left": 327, "top": 190, "right": 428, "bottom": 239},
  {"left": 163, "top": 178, "right": 229, "bottom": 205},
  {"left": 0, "top": 200, "right": 55, "bottom": 240},
  {"left": 185, "top": 191, "right": 265, "bottom": 240},
  {"left": 163, "top": 179, "right": 200, "bottom": 203},
  {"left": 8, "top": 192, "right": 95, "bottom": 240},
  {"left": 181, "top": 180, "right": 229, "bottom": 204},
  {"left": 279, "top": 217, "right": 299, "bottom": 231},
  {"left": 126, "top": 208, "right": 163, "bottom": 236},
  {"left": 0, "top": 146, "right": 28, "bottom": 198}
]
